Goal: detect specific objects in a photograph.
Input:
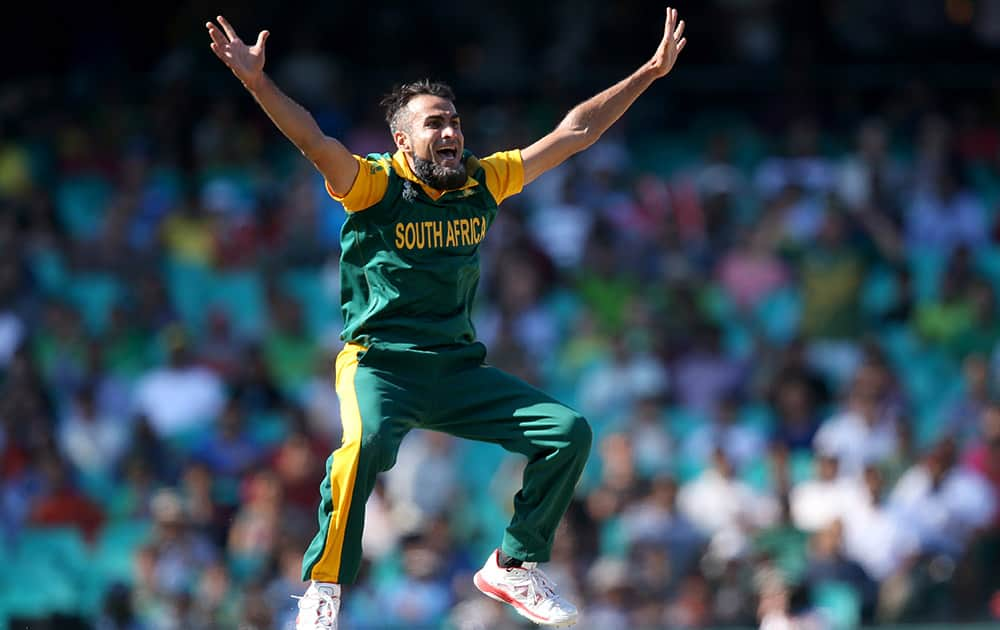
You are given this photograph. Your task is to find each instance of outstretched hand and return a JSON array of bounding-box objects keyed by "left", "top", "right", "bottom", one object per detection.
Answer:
[
  {"left": 206, "top": 15, "right": 270, "bottom": 90},
  {"left": 649, "top": 7, "right": 686, "bottom": 78}
]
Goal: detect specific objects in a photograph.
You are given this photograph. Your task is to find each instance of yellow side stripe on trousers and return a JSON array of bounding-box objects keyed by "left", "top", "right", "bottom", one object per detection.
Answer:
[{"left": 310, "top": 343, "right": 365, "bottom": 582}]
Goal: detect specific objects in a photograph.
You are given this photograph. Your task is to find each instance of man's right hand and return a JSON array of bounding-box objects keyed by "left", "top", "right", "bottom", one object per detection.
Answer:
[{"left": 206, "top": 15, "right": 269, "bottom": 91}]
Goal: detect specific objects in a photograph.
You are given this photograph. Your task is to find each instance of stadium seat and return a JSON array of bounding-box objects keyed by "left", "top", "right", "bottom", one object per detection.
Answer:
[
  {"left": 55, "top": 174, "right": 112, "bottom": 241},
  {"left": 861, "top": 264, "right": 899, "bottom": 319},
  {"left": 280, "top": 267, "right": 342, "bottom": 341},
  {"left": 812, "top": 580, "right": 862, "bottom": 630},
  {"left": 6, "top": 527, "right": 93, "bottom": 617},
  {"left": 16, "top": 526, "right": 91, "bottom": 576},
  {"left": 740, "top": 458, "right": 772, "bottom": 492},
  {"left": 753, "top": 286, "right": 802, "bottom": 344},
  {"left": 228, "top": 551, "right": 268, "bottom": 585},
  {"left": 163, "top": 258, "right": 214, "bottom": 336},
  {"left": 209, "top": 269, "right": 267, "bottom": 339},
  {"left": 65, "top": 272, "right": 124, "bottom": 334},
  {"left": 91, "top": 518, "right": 154, "bottom": 585},
  {"left": 973, "top": 245, "right": 1000, "bottom": 293},
  {"left": 599, "top": 516, "right": 629, "bottom": 558},
  {"left": 666, "top": 406, "right": 710, "bottom": 442},
  {"left": 908, "top": 249, "right": 946, "bottom": 303},
  {"left": 28, "top": 248, "right": 71, "bottom": 295},
  {"left": 248, "top": 410, "right": 291, "bottom": 447},
  {"left": 789, "top": 450, "right": 816, "bottom": 485}
]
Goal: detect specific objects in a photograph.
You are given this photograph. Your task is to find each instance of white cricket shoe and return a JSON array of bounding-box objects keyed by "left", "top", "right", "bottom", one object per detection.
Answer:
[
  {"left": 473, "top": 550, "right": 579, "bottom": 627},
  {"left": 294, "top": 582, "right": 341, "bottom": 629}
]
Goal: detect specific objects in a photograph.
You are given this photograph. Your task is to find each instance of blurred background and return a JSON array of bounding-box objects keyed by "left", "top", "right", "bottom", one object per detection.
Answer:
[{"left": 4, "top": 0, "right": 1000, "bottom": 628}]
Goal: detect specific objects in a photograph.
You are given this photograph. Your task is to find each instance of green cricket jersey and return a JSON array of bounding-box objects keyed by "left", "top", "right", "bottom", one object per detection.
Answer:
[{"left": 326, "top": 149, "right": 524, "bottom": 349}]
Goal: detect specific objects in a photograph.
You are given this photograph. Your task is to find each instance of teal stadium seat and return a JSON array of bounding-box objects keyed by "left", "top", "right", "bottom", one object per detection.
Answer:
[
  {"left": 789, "top": 450, "right": 816, "bottom": 485},
  {"left": 55, "top": 174, "right": 112, "bottom": 241},
  {"left": 599, "top": 516, "right": 629, "bottom": 558},
  {"left": 666, "top": 406, "right": 709, "bottom": 443},
  {"left": 91, "top": 518, "right": 154, "bottom": 586},
  {"left": 812, "top": 580, "right": 862, "bottom": 630},
  {"left": 722, "top": 319, "right": 754, "bottom": 358},
  {"left": 163, "top": 258, "right": 214, "bottom": 336},
  {"left": 973, "top": 245, "right": 1000, "bottom": 294},
  {"left": 861, "top": 264, "right": 899, "bottom": 319},
  {"left": 4, "top": 527, "right": 92, "bottom": 618},
  {"left": 28, "top": 248, "right": 71, "bottom": 295},
  {"left": 753, "top": 286, "right": 802, "bottom": 344},
  {"left": 65, "top": 272, "right": 124, "bottom": 334},
  {"left": 666, "top": 407, "right": 712, "bottom": 483},
  {"left": 908, "top": 249, "right": 946, "bottom": 303},
  {"left": 248, "top": 410, "right": 291, "bottom": 447},
  {"left": 279, "top": 268, "right": 342, "bottom": 341},
  {"left": 208, "top": 269, "right": 267, "bottom": 339}
]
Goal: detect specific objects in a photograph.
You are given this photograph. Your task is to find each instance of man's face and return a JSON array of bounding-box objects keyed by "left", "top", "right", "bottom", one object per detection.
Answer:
[{"left": 396, "top": 94, "right": 466, "bottom": 189}]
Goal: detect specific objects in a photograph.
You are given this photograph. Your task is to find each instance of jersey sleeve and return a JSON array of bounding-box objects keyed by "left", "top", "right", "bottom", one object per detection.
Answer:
[
  {"left": 325, "top": 155, "right": 391, "bottom": 212},
  {"left": 479, "top": 150, "right": 525, "bottom": 205}
]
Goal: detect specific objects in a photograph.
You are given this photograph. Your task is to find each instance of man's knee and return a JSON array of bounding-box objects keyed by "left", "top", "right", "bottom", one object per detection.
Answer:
[
  {"left": 557, "top": 409, "right": 592, "bottom": 454},
  {"left": 360, "top": 432, "right": 398, "bottom": 473}
]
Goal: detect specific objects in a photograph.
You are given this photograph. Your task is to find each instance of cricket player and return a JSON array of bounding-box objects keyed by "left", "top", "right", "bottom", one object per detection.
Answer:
[{"left": 206, "top": 8, "right": 686, "bottom": 627}]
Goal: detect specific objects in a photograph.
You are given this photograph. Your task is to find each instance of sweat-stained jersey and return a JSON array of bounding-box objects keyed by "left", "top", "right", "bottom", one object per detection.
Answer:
[{"left": 326, "top": 149, "right": 523, "bottom": 349}]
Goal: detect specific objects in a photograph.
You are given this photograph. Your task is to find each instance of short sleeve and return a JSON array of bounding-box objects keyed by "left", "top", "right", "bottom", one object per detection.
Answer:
[
  {"left": 479, "top": 150, "right": 524, "bottom": 205},
  {"left": 325, "top": 155, "right": 391, "bottom": 212}
]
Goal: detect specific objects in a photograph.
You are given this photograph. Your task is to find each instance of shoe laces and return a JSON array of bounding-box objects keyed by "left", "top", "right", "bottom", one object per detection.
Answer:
[
  {"left": 507, "top": 563, "right": 560, "bottom": 606},
  {"left": 292, "top": 585, "right": 339, "bottom": 628}
]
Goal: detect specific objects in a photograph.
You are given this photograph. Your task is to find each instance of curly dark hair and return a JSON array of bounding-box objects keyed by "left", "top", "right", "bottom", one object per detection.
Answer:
[{"left": 379, "top": 79, "right": 456, "bottom": 134}]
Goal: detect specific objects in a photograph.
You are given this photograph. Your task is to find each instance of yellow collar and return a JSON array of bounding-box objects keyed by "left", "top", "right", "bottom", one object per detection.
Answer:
[{"left": 391, "top": 150, "right": 479, "bottom": 200}]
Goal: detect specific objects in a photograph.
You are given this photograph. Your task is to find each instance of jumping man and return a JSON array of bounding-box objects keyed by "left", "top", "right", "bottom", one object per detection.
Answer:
[{"left": 206, "top": 8, "right": 686, "bottom": 628}]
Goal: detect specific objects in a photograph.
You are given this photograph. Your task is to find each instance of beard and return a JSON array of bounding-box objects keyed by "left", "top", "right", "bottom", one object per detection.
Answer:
[{"left": 411, "top": 154, "right": 467, "bottom": 190}]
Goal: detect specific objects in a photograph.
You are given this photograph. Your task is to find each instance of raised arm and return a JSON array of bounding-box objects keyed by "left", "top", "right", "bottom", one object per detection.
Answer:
[
  {"left": 206, "top": 16, "right": 358, "bottom": 196},
  {"left": 521, "top": 7, "right": 687, "bottom": 185}
]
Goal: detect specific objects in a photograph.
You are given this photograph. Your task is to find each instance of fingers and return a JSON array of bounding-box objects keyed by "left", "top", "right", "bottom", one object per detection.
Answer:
[
  {"left": 206, "top": 22, "right": 229, "bottom": 49},
  {"left": 217, "top": 15, "right": 241, "bottom": 42},
  {"left": 677, "top": 37, "right": 687, "bottom": 54},
  {"left": 254, "top": 30, "right": 270, "bottom": 49},
  {"left": 208, "top": 41, "right": 231, "bottom": 66},
  {"left": 674, "top": 19, "right": 685, "bottom": 42}
]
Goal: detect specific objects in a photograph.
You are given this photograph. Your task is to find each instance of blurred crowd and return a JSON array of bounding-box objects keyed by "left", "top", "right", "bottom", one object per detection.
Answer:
[{"left": 5, "top": 17, "right": 1000, "bottom": 629}]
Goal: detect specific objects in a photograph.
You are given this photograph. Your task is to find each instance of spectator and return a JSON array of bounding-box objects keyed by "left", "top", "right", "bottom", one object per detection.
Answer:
[
  {"left": 715, "top": 221, "right": 789, "bottom": 312},
  {"left": 672, "top": 324, "right": 746, "bottom": 418},
  {"left": 57, "top": 382, "right": 130, "bottom": 480},
  {"left": 945, "top": 353, "right": 995, "bottom": 447},
  {"left": 619, "top": 476, "right": 704, "bottom": 575},
  {"left": 385, "top": 431, "right": 461, "bottom": 532},
  {"left": 378, "top": 533, "right": 453, "bottom": 627},
  {"left": 684, "top": 393, "right": 768, "bottom": 474},
  {"left": 814, "top": 378, "right": 898, "bottom": 477},
  {"left": 840, "top": 466, "right": 920, "bottom": 584},
  {"left": 770, "top": 375, "right": 823, "bottom": 453},
  {"left": 888, "top": 439, "right": 996, "bottom": 558},
  {"left": 907, "top": 154, "right": 989, "bottom": 255},
  {"left": 616, "top": 393, "right": 673, "bottom": 479},
  {"left": 790, "top": 450, "right": 862, "bottom": 532},
  {"left": 577, "top": 333, "right": 669, "bottom": 424},
  {"left": 262, "top": 292, "right": 318, "bottom": 397},
  {"left": 677, "top": 448, "right": 780, "bottom": 562},
  {"left": 962, "top": 402, "right": 1000, "bottom": 528},
  {"left": 144, "top": 488, "right": 218, "bottom": 598},
  {"left": 132, "top": 327, "right": 226, "bottom": 438},
  {"left": 801, "top": 520, "right": 879, "bottom": 622},
  {"left": 795, "top": 208, "right": 867, "bottom": 343},
  {"left": 27, "top": 450, "right": 105, "bottom": 541},
  {"left": 836, "top": 117, "right": 906, "bottom": 215}
]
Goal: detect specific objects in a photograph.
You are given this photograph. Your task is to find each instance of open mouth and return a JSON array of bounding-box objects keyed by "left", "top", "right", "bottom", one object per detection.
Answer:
[{"left": 436, "top": 147, "right": 458, "bottom": 163}]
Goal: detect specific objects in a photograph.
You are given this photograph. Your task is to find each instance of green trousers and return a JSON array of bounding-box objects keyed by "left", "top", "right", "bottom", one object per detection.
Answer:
[{"left": 301, "top": 342, "right": 592, "bottom": 584}]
